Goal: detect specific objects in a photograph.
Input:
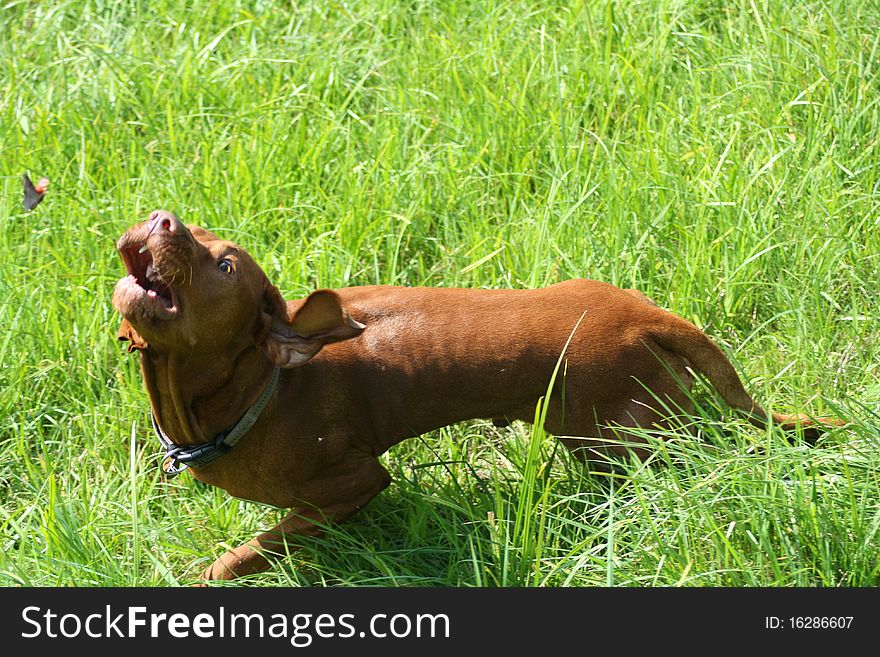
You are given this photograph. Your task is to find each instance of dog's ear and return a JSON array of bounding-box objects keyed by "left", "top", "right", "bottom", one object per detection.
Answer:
[
  {"left": 117, "top": 318, "right": 148, "bottom": 353},
  {"left": 258, "top": 286, "right": 365, "bottom": 368}
]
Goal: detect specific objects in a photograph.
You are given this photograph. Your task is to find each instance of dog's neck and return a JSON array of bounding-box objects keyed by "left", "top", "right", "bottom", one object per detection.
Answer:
[{"left": 139, "top": 345, "right": 276, "bottom": 446}]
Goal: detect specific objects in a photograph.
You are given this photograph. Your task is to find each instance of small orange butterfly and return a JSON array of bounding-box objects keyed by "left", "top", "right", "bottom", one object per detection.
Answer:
[{"left": 23, "top": 173, "right": 49, "bottom": 211}]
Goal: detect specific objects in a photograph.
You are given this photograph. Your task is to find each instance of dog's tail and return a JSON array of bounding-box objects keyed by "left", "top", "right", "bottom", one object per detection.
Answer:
[{"left": 650, "top": 313, "right": 844, "bottom": 440}]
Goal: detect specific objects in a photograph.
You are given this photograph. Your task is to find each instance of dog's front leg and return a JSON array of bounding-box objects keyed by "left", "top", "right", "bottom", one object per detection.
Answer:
[
  {"left": 199, "top": 460, "right": 392, "bottom": 583},
  {"left": 199, "top": 507, "right": 329, "bottom": 582}
]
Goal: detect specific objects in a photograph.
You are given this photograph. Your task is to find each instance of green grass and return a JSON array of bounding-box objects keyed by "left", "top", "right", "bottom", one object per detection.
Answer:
[{"left": 1, "top": 0, "right": 878, "bottom": 587}]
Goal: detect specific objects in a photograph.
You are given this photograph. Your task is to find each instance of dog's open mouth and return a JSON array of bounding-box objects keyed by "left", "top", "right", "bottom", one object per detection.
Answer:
[{"left": 117, "top": 242, "right": 179, "bottom": 318}]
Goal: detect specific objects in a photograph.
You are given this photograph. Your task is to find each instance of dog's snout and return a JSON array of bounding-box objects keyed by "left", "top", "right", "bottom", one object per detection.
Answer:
[{"left": 149, "top": 209, "right": 184, "bottom": 236}]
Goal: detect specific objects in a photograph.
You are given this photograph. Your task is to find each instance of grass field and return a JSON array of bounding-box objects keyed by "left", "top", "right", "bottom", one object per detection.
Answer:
[{"left": 1, "top": 0, "right": 878, "bottom": 587}]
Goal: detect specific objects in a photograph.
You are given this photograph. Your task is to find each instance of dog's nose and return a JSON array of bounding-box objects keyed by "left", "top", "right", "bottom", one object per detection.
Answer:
[{"left": 148, "top": 209, "right": 184, "bottom": 236}]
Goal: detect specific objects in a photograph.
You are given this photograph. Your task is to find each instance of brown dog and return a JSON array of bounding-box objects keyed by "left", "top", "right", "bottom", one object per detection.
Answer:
[{"left": 113, "top": 210, "right": 842, "bottom": 582}]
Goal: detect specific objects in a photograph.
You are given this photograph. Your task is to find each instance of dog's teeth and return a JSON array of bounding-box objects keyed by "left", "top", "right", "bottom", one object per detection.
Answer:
[
  {"left": 147, "top": 289, "right": 157, "bottom": 298},
  {"left": 138, "top": 245, "right": 148, "bottom": 254}
]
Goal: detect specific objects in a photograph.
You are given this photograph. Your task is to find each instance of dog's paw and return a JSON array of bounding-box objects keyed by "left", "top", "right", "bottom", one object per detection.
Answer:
[{"left": 200, "top": 545, "right": 273, "bottom": 582}]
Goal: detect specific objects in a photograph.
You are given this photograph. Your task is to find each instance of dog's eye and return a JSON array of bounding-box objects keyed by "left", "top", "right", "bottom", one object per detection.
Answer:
[{"left": 218, "top": 259, "right": 234, "bottom": 275}]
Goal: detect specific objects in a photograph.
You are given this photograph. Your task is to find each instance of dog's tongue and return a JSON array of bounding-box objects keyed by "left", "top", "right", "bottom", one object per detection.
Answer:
[{"left": 146, "top": 287, "right": 174, "bottom": 308}]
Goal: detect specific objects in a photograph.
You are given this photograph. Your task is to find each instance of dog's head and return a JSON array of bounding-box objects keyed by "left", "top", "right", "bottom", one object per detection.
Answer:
[{"left": 113, "top": 210, "right": 364, "bottom": 365}]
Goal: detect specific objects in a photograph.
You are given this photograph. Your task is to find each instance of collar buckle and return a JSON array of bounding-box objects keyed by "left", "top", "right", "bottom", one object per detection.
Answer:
[{"left": 162, "top": 455, "right": 188, "bottom": 478}]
